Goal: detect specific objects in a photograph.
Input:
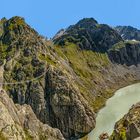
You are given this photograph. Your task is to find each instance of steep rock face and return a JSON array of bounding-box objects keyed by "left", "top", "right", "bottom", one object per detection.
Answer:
[
  {"left": 110, "top": 102, "right": 140, "bottom": 140},
  {"left": 45, "top": 66, "right": 95, "bottom": 139},
  {"left": 115, "top": 26, "right": 140, "bottom": 41},
  {"left": 108, "top": 41, "right": 140, "bottom": 66},
  {"left": 54, "top": 18, "right": 122, "bottom": 52},
  {"left": 0, "top": 89, "right": 64, "bottom": 140}
]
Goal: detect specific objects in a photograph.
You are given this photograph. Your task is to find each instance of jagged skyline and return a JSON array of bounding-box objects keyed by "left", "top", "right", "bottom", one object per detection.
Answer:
[{"left": 0, "top": 0, "right": 139, "bottom": 38}]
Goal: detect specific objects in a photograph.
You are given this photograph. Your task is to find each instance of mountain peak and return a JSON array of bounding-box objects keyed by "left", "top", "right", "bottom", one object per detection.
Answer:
[
  {"left": 4, "top": 16, "right": 26, "bottom": 30},
  {"left": 8, "top": 16, "right": 25, "bottom": 23},
  {"left": 0, "top": 16, "right": 40, "bottom": 45},
  {"left": 76, "top": 18, "right": 98, "bottom": 27},
  {"left": 54, "top": 18, "right": 122, "bottom": 52}
]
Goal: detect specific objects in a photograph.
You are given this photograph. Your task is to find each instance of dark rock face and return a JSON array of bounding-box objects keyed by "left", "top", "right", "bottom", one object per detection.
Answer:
[
  {"left": 108, "top": 41, "right": 140, "bottom": 66},
  {"left": 110, "top": 102, "right": 140, "bottom": 140},
  {"left": 115, "top": 26, "right": 140, "bottom": 41},
  {"left": 45, "top": 66, "right": 95, "bottom": 139},
  {"left": 54, "top": 18, "right": 122, "bottom": 52}
]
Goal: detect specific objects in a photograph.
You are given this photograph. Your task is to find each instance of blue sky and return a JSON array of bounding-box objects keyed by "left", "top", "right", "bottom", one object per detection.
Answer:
[{"left": 0, "top": 0, "right": 139, "bottom": 38}]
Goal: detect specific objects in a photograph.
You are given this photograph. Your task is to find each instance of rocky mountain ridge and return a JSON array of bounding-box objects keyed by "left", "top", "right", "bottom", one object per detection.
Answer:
[
  {"left": 54, "top": 18, "right": 122, "bottom": 52},
  {"left": 115, "top": 25, "right": 140, "bottom": 41}
]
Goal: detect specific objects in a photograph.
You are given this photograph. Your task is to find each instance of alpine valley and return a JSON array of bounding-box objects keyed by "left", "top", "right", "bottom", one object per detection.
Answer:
[{"left": 0, "top": 16, "right": 140, "bottom": 140}]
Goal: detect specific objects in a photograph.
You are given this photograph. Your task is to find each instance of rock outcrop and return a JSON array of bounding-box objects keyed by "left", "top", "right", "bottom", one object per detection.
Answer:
[
  {"left": 45, "top": 66, "right": 95, "bottom": 139},
  {"left": 108, "top": 40, "right": 140, "bottom": 66},
  {"left": 0, "top": 89, "right": 64, "bottom": 140},
  {"left": 110, "top": 102, "right": 140, "bottom": 140}
]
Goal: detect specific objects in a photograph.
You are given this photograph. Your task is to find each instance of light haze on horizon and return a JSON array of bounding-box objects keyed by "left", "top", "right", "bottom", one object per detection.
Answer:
[{"left": 0, "top": 0, "right": 139, "bottom": 38}]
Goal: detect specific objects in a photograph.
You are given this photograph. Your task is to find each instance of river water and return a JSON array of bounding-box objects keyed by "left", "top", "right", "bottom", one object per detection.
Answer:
[{"left": 88, "top": 83, "right": 140, "bottom": 140}]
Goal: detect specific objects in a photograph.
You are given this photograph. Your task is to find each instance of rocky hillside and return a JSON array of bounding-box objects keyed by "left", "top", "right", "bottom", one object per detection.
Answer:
[
  {"left": 0, "top": 16, "right": 140, "bottom": 140},
  {"left": 115, "top": 26, "right": 140, "bottom": 41},
  {"left": 0, "top": 89, "right": 64, "bottom": 140},
  {"left": 110, "top": 102, "right": 140, "bottom": 140},
  {"left": 0, "top": 17, "right": 96, "bottom": 140},
  {"left": 108, "top": 40, "right": 140, "bottom": 66}
]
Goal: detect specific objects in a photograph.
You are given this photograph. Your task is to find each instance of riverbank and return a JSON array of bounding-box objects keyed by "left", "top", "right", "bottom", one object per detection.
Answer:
[
  {"left": 81, "top": 80, "right": 140, "bottom": 140},
  {"left": 89, "top": 83, "right": 140, "bottom": 140},
  {"left": 94, "top": 79, "right": 140, "bottom": 113}
]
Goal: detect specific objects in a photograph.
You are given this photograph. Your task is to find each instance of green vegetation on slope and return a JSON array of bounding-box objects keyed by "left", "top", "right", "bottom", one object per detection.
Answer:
[
  {"left": 0, "top": 132, "right": 7, "bottom": 140},
  {"left": 55, "top": 42, "right": 112, "bottom": 111},
  {"left": 110, "top": 40, "right": 140, "bottom": 51},
  {"left": 109, "top": 41, "right": 125, "bottom": 51}
]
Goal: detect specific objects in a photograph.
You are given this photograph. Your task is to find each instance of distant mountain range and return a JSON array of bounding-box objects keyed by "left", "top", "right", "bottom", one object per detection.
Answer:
[{"left": 115, "top": 25, "right": 140, "bottom": 41}]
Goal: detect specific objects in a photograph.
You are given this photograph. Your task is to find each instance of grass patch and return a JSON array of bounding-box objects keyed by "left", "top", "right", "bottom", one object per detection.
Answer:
[
  {"left": 38, "top": 53, "right": 56, "bottom": 66},
  {"left": 110, "top": 40, "right": 140, "bottom": 51}
]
